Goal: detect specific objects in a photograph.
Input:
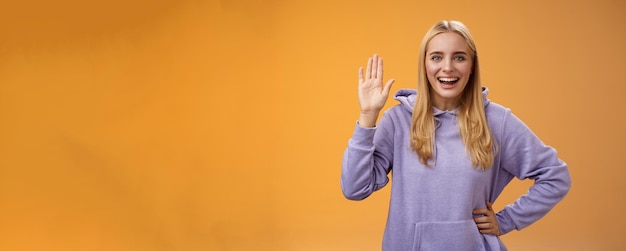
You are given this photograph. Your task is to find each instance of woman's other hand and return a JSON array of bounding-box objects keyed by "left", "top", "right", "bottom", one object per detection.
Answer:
[{"left": 473, "top": 201, "right": 501, "bottom": 236}]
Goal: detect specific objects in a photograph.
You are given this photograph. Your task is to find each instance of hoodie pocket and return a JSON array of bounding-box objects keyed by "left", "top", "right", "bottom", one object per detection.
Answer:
[{"left": 411, "top": 220, "right": 486, "bottom": 251}]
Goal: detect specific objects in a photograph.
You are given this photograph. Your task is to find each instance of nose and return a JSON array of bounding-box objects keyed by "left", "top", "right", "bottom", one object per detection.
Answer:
[{"left": 442, "top": 59, "right": 453, "bottom": 72}]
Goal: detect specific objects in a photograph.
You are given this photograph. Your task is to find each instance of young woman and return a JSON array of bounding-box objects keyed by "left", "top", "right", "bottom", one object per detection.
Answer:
[{"left": 341, "top": 20, "right": 571, "bottom": 250}]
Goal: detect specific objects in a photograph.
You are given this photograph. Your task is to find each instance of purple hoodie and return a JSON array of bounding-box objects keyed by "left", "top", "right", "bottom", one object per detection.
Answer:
[{"left": 341, "top": 88, "right": 571, "bottom": 250}]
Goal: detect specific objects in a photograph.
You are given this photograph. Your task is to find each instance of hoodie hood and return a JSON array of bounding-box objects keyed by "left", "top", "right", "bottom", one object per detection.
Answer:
[{"left": 393, "top": 87, "right": 491, "bottom": 114}]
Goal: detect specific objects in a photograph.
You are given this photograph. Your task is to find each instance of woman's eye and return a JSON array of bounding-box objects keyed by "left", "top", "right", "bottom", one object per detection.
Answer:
[
  {"left": 431, "top": 56, "right": 442, "bottom": 61},
  {"left": 454, "top": 56, "right": 465, "bottom": 61}
]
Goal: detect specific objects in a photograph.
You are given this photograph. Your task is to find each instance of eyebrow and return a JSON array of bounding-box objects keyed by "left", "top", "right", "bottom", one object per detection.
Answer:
[{"left": 428, "top": 51, "right": 469, "bottom": 55}]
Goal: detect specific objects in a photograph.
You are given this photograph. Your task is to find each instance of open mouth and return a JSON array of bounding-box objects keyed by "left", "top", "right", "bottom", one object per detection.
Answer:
[{"left": 437, "top": 77, "right": 459, "bottom": 88}]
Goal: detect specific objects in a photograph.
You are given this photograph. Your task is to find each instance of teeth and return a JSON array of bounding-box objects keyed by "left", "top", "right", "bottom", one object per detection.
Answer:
[{"left": 438, "top": 77, "right": 458, "bottom": 82}]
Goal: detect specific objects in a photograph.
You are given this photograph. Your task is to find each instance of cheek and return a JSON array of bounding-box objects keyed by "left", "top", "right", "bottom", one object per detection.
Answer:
[
  {"left": 461, "top": 63, "right": 473, "bottom": 77},
  {"left": 425, "top": 64, "right": 437, "bottom": 79}
]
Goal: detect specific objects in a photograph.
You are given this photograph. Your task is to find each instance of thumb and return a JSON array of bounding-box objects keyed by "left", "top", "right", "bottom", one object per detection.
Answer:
[
  {"left": 383, "top": 79, "right": 395, "bottom": 95},
  {"left": 485, "top": 201, "right": 493, "bottom": 211}
]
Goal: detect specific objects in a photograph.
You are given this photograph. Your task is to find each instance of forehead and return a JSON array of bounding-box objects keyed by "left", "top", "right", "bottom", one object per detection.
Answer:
[{"left": 426, "top": 32, "right": 469, "bottom": 53}]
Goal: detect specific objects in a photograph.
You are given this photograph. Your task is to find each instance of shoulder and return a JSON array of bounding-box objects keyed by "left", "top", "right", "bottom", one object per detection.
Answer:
[
  {"left": 383, "top": 103, "right": 412, "bottom": 118},
  {"left": 485, "top": 100, "right": 511, "bottom": 125},
  {"left": 481, "top": 87, "right": 512, "bottom": 124},
  {"left": 484, "top": 100, "right": 526, "bottom": 139},
  {"left": 485, "top": 100, "right": 510, "bottom": 115},
  {"left": 378, "top": 104, "right": 412, "bottom": 129},
  {"left": 485, "top": 101, "right": 535, "bottom": 142}
]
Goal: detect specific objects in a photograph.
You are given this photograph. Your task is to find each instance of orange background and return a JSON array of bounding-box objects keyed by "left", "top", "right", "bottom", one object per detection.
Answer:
[{"left": 0, "top": 0, "right": 624, "bottom": 250}]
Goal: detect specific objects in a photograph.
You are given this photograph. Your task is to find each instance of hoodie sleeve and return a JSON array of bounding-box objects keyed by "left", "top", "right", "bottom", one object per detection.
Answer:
[
  {"left": 495, "top": 111, "right": 571, "bottom": 235},
  {"left": 341, "top": 111, "right": 395, "bottom": 200}
]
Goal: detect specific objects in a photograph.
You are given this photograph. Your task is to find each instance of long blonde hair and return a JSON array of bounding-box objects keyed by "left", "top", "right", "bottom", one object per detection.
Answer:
[{"left": 410, "top": 20, "right": 495, "bottom": 169}]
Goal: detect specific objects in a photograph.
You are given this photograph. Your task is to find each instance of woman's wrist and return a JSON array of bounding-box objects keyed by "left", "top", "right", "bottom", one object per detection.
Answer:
[{"left": 358, "top": 112, "right": 379, "bottom": 128}]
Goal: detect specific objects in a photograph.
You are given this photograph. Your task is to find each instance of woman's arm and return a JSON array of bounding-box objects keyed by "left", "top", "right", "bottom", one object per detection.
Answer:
[
  {"left": 495, "top": 111, "right": 572, "bottom": 235},
  {"left": 341, "top": 54, "right": 396, "bottom": 200},
  {"left": 341, "top": 113, "right": 395, "bottom": 200}
]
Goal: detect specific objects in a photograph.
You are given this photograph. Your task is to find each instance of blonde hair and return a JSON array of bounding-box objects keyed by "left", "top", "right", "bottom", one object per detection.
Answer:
[{"left": 410, "top": 20, "right": 495, "bottom": 169}]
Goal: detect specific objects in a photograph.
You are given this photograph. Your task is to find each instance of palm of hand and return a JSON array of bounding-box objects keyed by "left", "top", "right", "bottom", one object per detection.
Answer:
[{"left": 358, "top": 54, "right": 395, "bottom": 115}]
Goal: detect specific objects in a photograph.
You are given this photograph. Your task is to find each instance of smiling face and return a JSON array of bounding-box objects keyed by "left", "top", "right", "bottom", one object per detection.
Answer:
[{"left": 425, "top": 32, "right": 473, "bottom": 110}]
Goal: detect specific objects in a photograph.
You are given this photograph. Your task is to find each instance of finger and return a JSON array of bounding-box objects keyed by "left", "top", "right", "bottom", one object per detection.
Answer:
[
  {"left": 358, "top": 67, "right": 364, "bottom": 84},
  {"left": 476, "top": 222, "right": 493, "bottom": 229},
  {"left": 486, "top": 201, "right": 494, "bottom": 211},
  {"left": 474, "top": 216, "right": 495, "bottom": 225},
  {"left": 473, "top": 217, "right": 489, "bottom": 224},
  {"left": 377, "top": 56, "right": 384, "bottom": 80},
  {"left": 473, "top": 208, "right": 489, "bottom": 215},
  {"left": 371, "top": 54, "right": 378, "bottom": 79},
  {"left": 382, "top": 79, "right": 395, "bottom": 95},
  {"left": 366, "top": 57, "right": 373, "bottom": 79},
  {"left": 478, "top": 228, "right": 497, "bottom": 235}
]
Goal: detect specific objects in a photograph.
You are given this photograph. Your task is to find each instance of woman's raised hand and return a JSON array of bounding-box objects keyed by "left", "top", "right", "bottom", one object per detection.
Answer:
[{"left": 357, "top": 54, "right": 395, "bottom": 128}]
